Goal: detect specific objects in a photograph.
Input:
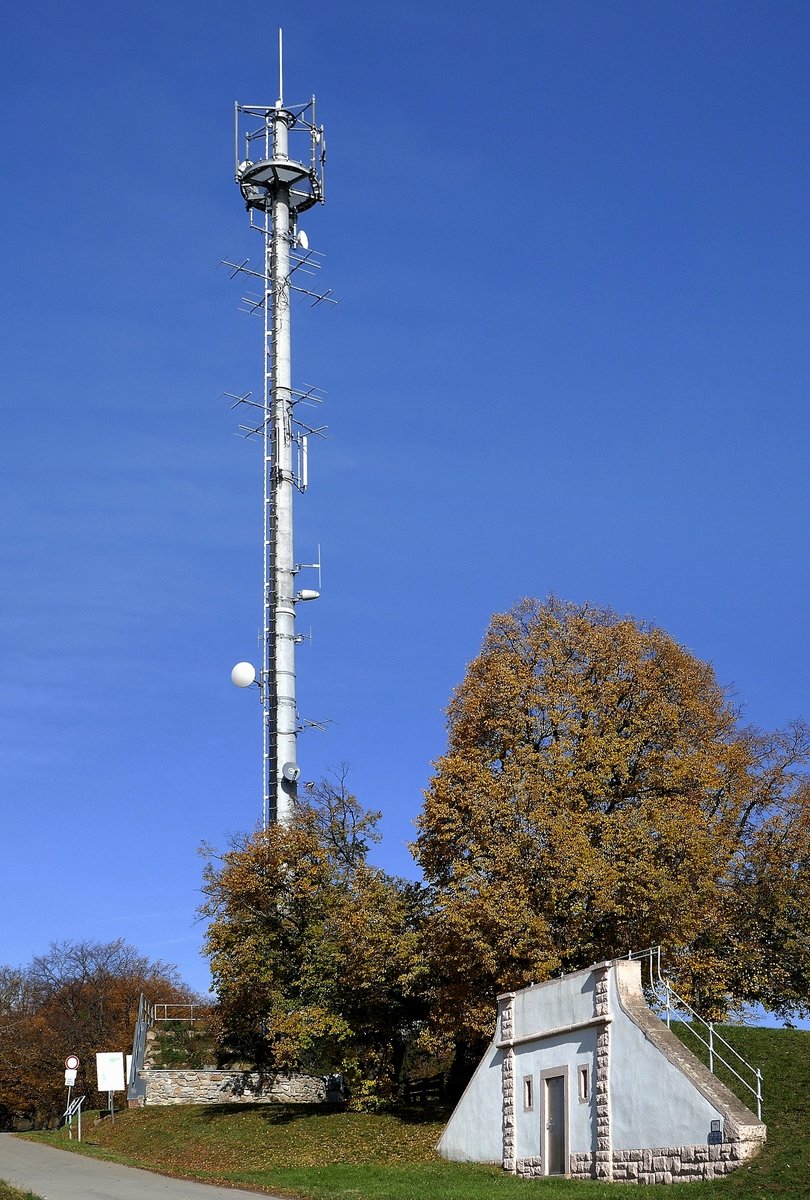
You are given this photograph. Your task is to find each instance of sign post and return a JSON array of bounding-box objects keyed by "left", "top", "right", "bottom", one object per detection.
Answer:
[
  {"left": 63, "top": 1094, "right": 85, "bottom": 1142},
  {"left": 95, "top": 1052, "right": 125, "bottom": 1125},
  {"left": 63, "top": 1055, "right": 80, "bottom": 1129}
]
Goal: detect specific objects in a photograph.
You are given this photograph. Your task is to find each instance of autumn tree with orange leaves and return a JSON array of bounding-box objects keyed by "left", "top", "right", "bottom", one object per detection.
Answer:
[
  {"left": 414, "top": 597, "right": 810, "bottom": 1066},
  {"left": 0, "top": 939, "right": 194, "bottom": 1128},
  {"left": 200, "top": 773, "right": 430, "bottom": 1107}
]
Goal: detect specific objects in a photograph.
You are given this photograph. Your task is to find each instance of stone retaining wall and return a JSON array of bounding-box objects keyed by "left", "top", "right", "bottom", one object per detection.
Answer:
[
  {"left": 565, "top": 1142, "right": 752, "bottom": 1184},
  {"left": 140, "top": 1069, "right": 327, "bottom": 1106}
]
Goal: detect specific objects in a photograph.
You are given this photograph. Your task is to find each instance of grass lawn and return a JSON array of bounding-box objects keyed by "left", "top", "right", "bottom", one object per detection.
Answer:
[{"left": 24, "top": 1026, "right": 809, "bottom": 1199}]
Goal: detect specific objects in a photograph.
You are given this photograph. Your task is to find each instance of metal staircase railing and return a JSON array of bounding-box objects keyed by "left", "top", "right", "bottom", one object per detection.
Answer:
[
  {"left": 629, "top": 946, "right": 763, "bottom": 1119},
  {"left": 127, "top": 992, "right": 154, "bottom": 1104}
]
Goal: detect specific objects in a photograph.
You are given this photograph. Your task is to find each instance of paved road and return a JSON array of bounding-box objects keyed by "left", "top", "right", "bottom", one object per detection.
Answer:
[{"left": 0, "top": 1134, "right": 284, "bottom": 1199}]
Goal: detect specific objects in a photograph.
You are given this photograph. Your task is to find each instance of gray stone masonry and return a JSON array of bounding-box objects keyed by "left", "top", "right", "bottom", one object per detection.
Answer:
[
  {"left": 593, "top": 964, "right": 613, "bottom": 1181},
  {"left": 566, "top": 1142, "right": 754, "bottom": 1184},
  {"left": 137, "top": 1027, "right": 329, "bottom": 1106},
  {"left": 500, "top": 994, "right": 517, "bottom": 1173},
  {"left": 140, "top": 1069, "right": 326, "bottom": 1106},
  {"left": 515, "top": 1156, "right": 543, "bottom": 1178}
]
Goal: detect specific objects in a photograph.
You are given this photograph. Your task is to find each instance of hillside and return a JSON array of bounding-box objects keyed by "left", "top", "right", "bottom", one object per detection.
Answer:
[{"left": 23, "top": 1026, "right": 809, "bottom": 1199}]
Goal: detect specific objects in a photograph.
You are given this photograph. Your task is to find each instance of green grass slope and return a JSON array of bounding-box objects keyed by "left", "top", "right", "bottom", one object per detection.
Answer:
[
  {"left": 669, "top": 1024, "right": 809, "bottom": 1197},
  {"left": 25, "top": 1026, "right": 808, "bottom": 1199}
]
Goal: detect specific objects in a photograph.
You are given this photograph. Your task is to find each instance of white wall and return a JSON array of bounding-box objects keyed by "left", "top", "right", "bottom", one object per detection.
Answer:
[
  {"left": 513, "top": 968, "right": 596, "bottom": 1039},
  {"left": 513, "top": 1027, "right": 598, "bottom": 1158},
  {"left": 438, "top": 971, "right": 602, "bottom": 1164},
  {"left": 608, "top": 967, "right": 722, "bottom": 1149},
  {"left": 437, "top": 1042, "right": 503, "bottom": 1162}
]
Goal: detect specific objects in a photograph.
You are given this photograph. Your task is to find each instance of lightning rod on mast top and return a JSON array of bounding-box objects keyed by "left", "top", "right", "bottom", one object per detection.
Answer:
[
  {"left": 226, "top": 34, "right": 332, "bottom": 830},
  {"left": 277, "top": 27, "right": 283, "bottom": 107}
]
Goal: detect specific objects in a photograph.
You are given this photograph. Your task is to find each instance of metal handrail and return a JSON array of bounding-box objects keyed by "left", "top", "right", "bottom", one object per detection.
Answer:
[
  {"left": 629, "top": 946, "right": 763, "bottom": 1119},
  {"left": 152, "top": 1002, "right": 201, "bottom": 1022}
]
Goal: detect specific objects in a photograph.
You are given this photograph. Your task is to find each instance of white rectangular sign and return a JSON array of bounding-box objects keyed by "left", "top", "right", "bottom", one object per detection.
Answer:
[{"left": 95, "top": 1052, "right": 125, "bottom": 1093}]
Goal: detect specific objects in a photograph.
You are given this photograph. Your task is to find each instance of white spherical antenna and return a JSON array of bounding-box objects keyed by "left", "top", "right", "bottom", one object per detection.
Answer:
[
  {"left": 297, "top": 229, "right": 309, "bottom": 250},
  {"left": 231, "top": 661, "right": 256, "bottom": 688}
]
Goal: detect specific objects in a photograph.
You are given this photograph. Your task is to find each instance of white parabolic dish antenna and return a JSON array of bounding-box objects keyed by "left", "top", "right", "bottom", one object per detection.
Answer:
[{"left": 231, "top": 661, "right": 256, "bottom": 688}]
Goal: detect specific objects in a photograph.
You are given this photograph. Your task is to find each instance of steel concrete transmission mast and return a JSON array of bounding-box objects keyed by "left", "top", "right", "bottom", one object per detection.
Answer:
[{"left": 227, "top": 36, "right": 332, "bottom": 828}]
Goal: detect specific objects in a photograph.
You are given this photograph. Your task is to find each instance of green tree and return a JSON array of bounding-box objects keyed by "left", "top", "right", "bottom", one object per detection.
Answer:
[
  {"left": 414, "top": 596, "right": 810, "bottom": 1057},
  {"left": 200, "top": 773, "right": 430, "bottom": 1107}
]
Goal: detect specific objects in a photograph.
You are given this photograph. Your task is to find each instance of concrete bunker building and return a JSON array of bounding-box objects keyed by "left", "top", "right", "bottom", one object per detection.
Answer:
[{"left": 438, "top": 958, "right": 765, "bottom": 1184}]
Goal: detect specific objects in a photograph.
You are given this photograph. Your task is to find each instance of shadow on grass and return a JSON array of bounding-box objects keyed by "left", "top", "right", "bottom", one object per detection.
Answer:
[
  {"left": 198, "top": 1102, "right": 451, "bottom": 1127},
  {"left": 199, "top": 1102, "right": 332, "bottom": 1126},
  {"left": 382, "top": 1105, "right": 454, "bottom": 1126}
]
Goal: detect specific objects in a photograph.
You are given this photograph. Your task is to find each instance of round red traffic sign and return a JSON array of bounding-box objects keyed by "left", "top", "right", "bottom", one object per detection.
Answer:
[{"left": 65, "top": 1055, "right": 80, "bottom": 1071}]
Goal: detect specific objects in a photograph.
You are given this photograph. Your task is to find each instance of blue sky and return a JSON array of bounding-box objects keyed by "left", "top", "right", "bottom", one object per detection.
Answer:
[{"left": 2, "top": 1, "right": 808, "bottom": 1007}]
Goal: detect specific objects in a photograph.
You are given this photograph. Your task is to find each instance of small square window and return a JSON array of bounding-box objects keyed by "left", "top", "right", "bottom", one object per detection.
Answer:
[
  {"left": 523, "top": 1076, "right": 534, "bottom": 1110},
  {"left": 578, "top": 1064, "right": 590, "bottom": 1103}
]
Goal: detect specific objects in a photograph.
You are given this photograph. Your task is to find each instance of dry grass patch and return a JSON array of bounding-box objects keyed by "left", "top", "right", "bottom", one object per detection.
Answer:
[
  {"left": 0, "top": 1182, "right": 42, "bottom": 1200},
  {"left": 35, "top": 1104, "right": 448, "bottom": 1174}
]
